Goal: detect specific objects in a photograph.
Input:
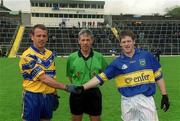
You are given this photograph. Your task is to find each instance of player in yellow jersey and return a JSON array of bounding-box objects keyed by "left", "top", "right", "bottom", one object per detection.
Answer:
[{"left": 19, "top": 24, "right": 78, "bottom": 121}]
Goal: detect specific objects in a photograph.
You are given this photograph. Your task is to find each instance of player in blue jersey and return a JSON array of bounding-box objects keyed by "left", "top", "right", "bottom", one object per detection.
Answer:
[
  {"left": 77, "top": 30, "right": 170, "bottom": 121},
  {"left": 19, "top": 24, "right": 79, "bottom": 121}
]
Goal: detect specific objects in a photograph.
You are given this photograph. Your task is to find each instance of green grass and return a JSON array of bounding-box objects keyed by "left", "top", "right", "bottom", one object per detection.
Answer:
[{"left": 0, "top": 56, "right": 180, "bottom": 121}]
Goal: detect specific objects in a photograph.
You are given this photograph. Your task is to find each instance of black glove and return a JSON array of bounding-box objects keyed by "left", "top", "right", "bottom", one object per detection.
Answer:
[
  {"left": 53, "top": 94, "right": 60, "bottom": 111},
  {"left": 99, "top": 81, "right": 104, "bottom": 86},
  {"left": 161, "top": 95, "right": 170, "bottom": 112},
  {"left": 65, "top": 85, "right": 84, "bottom": 94},
  {"left": 75, "top": 86, "right": 84, "bottom": 94}
]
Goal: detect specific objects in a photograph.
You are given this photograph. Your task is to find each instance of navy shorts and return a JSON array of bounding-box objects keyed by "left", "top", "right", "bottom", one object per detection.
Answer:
[
  {"left": 22, "top": 91, "right": 56, "bottom": 121},
  {"left": 70, "top": 88, "right": 102, "bottom": 116}
]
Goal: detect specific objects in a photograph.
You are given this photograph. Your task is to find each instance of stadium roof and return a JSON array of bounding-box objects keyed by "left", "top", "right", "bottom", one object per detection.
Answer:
[
  {"left": 30, "top": 0, "right": 105, "bottom": 5},
  {"left": 112, "top": 14, "right": 180, "bottom": 20},
  {"left": 0, "top": 0, "right": 11, "bottom": 11}
]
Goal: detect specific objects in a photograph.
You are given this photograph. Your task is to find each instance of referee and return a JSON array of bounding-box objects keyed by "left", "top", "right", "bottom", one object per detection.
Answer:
[{"left": 66, "top": 29, "right": 108, "bottom": 121}]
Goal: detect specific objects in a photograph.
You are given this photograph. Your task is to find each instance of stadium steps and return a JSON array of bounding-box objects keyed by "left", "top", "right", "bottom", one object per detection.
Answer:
[
  {"left": 111, "top": 27, "right": 119, "bottom": 40},
  {"left": 8, "top": 25, "right": 25, "bottom": 58}
]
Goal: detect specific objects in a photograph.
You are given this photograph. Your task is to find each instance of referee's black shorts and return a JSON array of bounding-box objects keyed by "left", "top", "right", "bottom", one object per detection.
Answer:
[{"left": 70, "top": 87, "right": 102, "bottom": 116}]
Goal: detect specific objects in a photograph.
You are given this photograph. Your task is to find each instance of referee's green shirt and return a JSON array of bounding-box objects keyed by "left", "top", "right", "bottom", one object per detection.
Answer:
[{"left": 66, "top": 50, "right": 108, "bottom": 85}]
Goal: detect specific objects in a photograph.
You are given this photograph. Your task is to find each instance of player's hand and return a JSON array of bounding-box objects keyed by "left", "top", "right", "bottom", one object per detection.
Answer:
[
  {"left": 75, "top": 86, "right": 84, "bottom": 94},
  {"left": 161, "top": 95, "right": 170, "bottom": 112},
  {"left": 65, "top": 85, "right": 84, "bottom": 94}
]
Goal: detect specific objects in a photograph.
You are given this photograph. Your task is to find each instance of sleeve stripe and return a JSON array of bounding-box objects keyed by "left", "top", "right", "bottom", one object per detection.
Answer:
[
  {"left": 154, "top": 68, "right": 162, "bottom": 79},
  {"left": 22, "top": 72, "right": 33, "bottom": 80},
  {"left": 22, "top": 60, "right": 36, "bottom": 70},
  {"left": 96, "top": 75, "right": 104, "bottom": 84},
  {"left": 155, "top": 74, "right": 163, "bottom": 81},
  {"left": 22, "top": 66, "right": 43, "bottom": 81},
  {"left": 98, "top": 72, "right": 109, "bottom": 81},
  {"left": 45, "top": 70, "right": 56, "bottom": 78},
  {"left": 96, "top": 72, "right": 109, "bottom": 85}
]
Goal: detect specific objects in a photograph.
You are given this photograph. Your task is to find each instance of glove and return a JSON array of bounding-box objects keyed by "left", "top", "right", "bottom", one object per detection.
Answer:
[
  {"left": 161, "top": 95, "right": 170, "bottom": 112},
  {"left": 75, "top": 86, "right": 84, "bottom": 94},
  {"left": 99, "top": 81, "right": 104, "bottom": 86},
  {"left": 53, "top": 94, "right": 60, "bottom": 111},
  {"left": 65, "top": 85, "right": 84, "bottom": 94}
]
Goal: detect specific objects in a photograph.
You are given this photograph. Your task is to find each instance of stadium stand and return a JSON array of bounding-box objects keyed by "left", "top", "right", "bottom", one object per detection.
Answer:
[
  {"left": 17, "top": 27, "right": 118, "bottom": 56},
  {"left": 17, "top": 0, "right": 114, "bottom": 56},
  {"left": 112, "top": 15, "right": 180, "bottom": 55},
  {"left": 18, "top": 15, "right": 180, "bottom": 56},
  {"left": 0, "top": 2, "right": 20, "bottom": 57},
  {"left": 1, "top": 0, "right": 180, "bottom": 57}
]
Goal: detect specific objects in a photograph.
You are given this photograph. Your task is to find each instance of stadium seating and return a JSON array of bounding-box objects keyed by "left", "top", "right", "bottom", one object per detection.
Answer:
[
  {"left": 113, "top": 19, "right": 180, "bottom": 55},
  {"left": 18, "top": 27, "right": 118, "bottom": 56},
  {"left": 17, "top": 17, "right": 180, "bottom": 56},
  {"left": 0, "top": 17, "right": 19, "bottom": 56}
]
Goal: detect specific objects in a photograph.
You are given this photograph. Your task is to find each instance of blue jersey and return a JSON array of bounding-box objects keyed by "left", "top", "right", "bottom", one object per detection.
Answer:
[{"left": 96, "top": 48, "right": 163, "bottom": 97}]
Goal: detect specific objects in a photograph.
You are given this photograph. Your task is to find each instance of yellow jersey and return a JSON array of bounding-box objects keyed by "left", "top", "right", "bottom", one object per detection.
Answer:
[{"left": 19, "top": 45, "right": 57, "bottom": 94}]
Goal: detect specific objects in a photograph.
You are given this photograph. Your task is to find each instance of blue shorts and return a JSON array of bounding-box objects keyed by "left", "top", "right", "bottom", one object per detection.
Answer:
[{"left": 22, "top": 91, "right": 56, "bottom": 121}]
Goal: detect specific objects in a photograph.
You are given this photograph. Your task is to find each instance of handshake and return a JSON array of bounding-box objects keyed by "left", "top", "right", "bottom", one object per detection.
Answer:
[{"left": 65, "top": 85, "right": 84, "bottom": 94}]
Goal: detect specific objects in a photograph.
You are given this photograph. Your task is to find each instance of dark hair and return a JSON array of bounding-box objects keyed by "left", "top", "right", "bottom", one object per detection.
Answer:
[
  {"left": 119, "top": 30, "right": 135, "bottom": 41},
  {"left": 30, "top": 24, "right": 48, "bottom": 35},
  {"left": 78, "top": 29, "right": 94, "bottom": 40}
]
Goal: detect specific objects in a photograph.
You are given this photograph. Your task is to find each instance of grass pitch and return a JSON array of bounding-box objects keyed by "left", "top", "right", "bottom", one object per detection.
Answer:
[{"left": 0, "top": 56, "right": 180, "bottom": 121}]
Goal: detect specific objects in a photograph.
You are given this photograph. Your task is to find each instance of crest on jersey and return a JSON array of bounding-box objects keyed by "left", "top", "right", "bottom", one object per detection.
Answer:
[
  {"left": 76, "top": 72, "right": 80, "bottom": 78},
  {"left": 139, "top": 59, "right": 146, "bottom": 66},
  {"left": 122, "top": 64, "right": 128, "bottom": 69}
]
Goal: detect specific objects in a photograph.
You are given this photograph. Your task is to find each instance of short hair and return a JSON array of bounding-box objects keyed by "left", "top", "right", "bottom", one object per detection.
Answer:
[
  {"left": 30, "top": 24, "right": 48, "bottom": 36},
  {"left": 78, "top": 29, "right": 94, "bottom": 40},
  {"left": 119, "top": 30, "right": 135, "bottom": 41}
]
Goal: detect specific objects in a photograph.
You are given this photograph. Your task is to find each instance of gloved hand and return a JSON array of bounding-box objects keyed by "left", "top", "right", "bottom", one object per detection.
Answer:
[
  {"left": 53, "top": 94, "right": 60, "bottom": 111},
  {"left": 161, "top": 95, "right": 170, "bottom": 112},
  {"left": 76, "top": 86, "right": 84, "bottom": 94},
  {"left": 99, "top": 81, "right": 104, "bottom": 86},
  {"left": 65, "top": 85, "right": 84, "bottom": 94}
]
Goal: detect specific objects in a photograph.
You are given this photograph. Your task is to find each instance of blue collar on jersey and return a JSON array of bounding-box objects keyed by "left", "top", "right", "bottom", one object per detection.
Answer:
[{"left": 30, "top": 44, "right": 46, "bottom": 55}]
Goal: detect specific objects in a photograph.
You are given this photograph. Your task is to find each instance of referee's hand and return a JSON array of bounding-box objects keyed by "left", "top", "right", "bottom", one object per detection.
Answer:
[{"left": 161, "top": 95, "right": 170, "bottom": 112}]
